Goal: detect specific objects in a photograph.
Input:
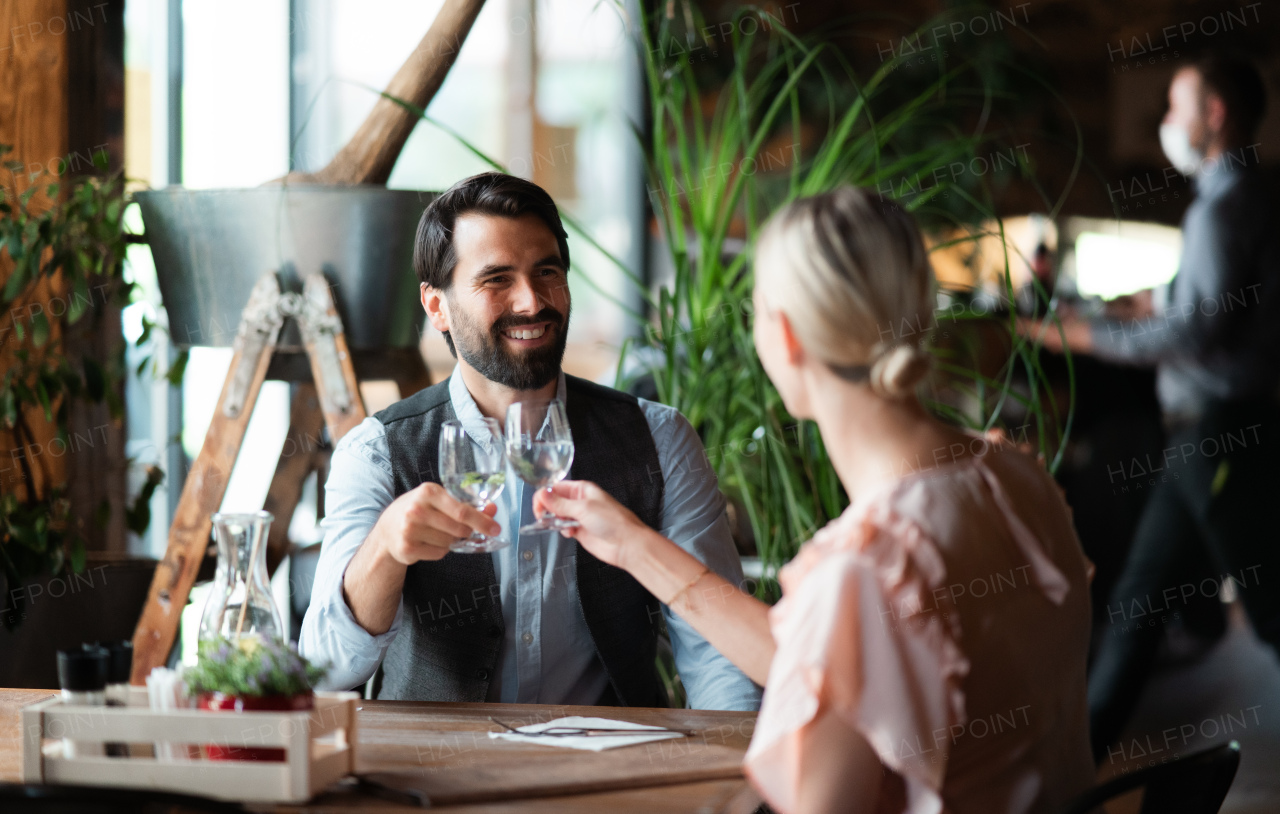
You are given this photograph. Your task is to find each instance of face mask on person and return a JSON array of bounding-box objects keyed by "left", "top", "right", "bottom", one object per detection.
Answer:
[{"left": 1160, "top": 123, "right": 1205, "bottom": 176}]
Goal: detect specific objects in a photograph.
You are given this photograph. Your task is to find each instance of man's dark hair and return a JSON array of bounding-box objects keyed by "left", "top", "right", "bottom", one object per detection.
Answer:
[
  {"left": 1192, "top": 54, "right": 1267, "bottom": 142},
  {"left": 413, "top": 171, "right": 571, "bottom": 290}
]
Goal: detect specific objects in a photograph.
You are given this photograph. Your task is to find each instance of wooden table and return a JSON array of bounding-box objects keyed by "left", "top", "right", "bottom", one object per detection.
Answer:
[{"left": 1, "top": 689, "right": 763, "bottom": 812}]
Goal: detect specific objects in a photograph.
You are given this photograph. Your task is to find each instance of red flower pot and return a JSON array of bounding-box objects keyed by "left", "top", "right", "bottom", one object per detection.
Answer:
[{"left": 197, "top": 692, "right": 314, "bottom": 762}]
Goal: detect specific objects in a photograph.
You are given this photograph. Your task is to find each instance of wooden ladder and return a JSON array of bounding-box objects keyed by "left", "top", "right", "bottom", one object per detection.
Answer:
[{"left": 129, "top": 270, "right": 383, "bottom": 683}]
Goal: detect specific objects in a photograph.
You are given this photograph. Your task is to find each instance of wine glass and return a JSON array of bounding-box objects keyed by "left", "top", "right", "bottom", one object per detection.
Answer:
[
  {"left": 438, "top": 418, "right": 508, "bottom": 553},
  {"left": 505, "top": 398, "right": 578, "bottom": 533}
]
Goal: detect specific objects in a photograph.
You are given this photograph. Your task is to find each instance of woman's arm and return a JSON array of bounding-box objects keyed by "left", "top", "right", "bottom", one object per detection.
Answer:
[
  {"left": 791, "top": 711, "right": 885, "bottom": 813},
  {"left": 628, "top": 525, "right": 775, "bottom": 685},
  {"left": 538, "top": 481, "right": 776, "bottom": 685}
]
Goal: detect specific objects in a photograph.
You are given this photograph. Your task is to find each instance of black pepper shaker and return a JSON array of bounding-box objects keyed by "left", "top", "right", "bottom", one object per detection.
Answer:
[
  {"left": 87, "top": 640, "right": 133, "bottom": 756},
  {"left": 56, "top": 647, "right": 108, "bottom": 758}
]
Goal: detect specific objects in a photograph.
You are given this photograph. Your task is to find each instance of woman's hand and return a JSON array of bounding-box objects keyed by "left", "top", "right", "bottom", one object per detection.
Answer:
[
  {"left": 533, "top": 480, "right": 652, "bottom": 569},
  {"left": 539, "top": 480, "right": 777, "bottom": 685}
]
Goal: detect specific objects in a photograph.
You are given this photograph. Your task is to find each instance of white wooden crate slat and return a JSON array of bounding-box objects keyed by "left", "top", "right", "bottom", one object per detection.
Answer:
[
  {"left": 20, "top": 691, "right": 359, "bottom": 803},
  {"left": 44, "top": 752, "right": 295, "bottom": 799}
]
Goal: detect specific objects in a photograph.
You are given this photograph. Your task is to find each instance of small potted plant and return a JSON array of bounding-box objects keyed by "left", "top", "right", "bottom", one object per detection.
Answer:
[{"left": 185, "top": 636, "right": 327, "bottom": 761}]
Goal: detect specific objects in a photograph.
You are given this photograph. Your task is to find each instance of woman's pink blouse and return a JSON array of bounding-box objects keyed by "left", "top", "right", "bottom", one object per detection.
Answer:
[{"left": 743, "top": 448, "right": 1096, "bottom": 814}]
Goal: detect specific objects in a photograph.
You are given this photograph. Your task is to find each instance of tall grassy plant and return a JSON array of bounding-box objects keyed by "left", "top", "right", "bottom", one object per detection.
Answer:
[{"left": 628, "top": 3, "right": 1079, "bottom": 596}]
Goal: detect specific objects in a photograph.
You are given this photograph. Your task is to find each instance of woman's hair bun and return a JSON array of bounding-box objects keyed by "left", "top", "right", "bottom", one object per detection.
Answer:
[
  {"left": 868, "top": 343, "right": 932, "bottom": 399},
  {"left": 753, "top": 187, "right": 937, "bottom": 399}
]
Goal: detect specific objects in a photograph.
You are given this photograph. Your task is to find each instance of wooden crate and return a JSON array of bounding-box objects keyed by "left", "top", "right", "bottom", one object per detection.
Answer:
[{"left": 21, "top": 687, "right": 359, "bottom": 803}]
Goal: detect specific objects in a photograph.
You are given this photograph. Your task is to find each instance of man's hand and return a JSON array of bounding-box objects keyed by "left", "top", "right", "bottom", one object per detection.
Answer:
[
  {"left": 342, "top": 483, "right": 502, "bottom": 635},
  {"left": 369, "top": 482, "right": 502, "bottom": 565}
]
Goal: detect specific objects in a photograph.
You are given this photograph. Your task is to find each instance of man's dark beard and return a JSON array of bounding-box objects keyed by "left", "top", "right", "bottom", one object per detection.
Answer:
[{"left": 450, "top": 303, "right": 569, "bottom": 391}]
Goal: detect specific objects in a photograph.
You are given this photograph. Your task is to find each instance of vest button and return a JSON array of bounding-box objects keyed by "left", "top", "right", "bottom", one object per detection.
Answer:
[{"left": 475, "top": 669, "right": 489, "bottom": 680}]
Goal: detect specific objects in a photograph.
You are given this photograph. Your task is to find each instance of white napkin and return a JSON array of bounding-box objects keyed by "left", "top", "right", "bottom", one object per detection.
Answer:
[
  {"left": 487, "top": 716, "right": 687, "bottom": 752},
  {"left": 146, "top": 666, "right": 190, "bottom": 761}
]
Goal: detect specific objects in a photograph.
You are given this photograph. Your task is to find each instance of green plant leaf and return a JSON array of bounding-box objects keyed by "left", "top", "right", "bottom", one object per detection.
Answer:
[
  {"left": 9, "top": 525, "right": 42, "bottom": 552},
  {"left": 68, "top": 537, "right": 86, "bottom": 573},
  {"left": 126, "top": 466, "right": 164, "bottom": 535},
  {"left": 68, "top": 274, "right": 90, "bottom": 322},
  {"left": 2, "top": 260, "right": 28, "bottom": 300},
  {"left": 30, "top": 312, "right": 49, "bottom": 347},
  {"left": 34, "top": 380, "right": 52, "bottom": 421},
  {"left": 166, "top": 349, "right": 189, "bottom": 386}
]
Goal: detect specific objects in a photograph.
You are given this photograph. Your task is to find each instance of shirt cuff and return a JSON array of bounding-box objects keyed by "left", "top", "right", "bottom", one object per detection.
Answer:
[{"left": 301, "top": 562, "right": 403, "bottom": 691}]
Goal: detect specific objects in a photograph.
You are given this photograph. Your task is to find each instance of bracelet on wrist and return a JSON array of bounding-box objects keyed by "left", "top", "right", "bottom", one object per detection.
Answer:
[{"left": 666, "top": 565, "right": 710, "bottom": 607}]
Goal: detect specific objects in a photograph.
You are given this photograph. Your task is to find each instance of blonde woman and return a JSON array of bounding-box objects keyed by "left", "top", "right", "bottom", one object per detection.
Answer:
[{"left": 536, "top": 188, "right": 1095, "bottom": 813}]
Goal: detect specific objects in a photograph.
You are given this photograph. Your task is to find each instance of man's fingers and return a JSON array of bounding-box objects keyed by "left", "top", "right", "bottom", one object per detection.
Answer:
[
  {"left": 404, "top": 529, "right": 461, "bottom": 561},
  {"left": 546, "top": 480, "right": 587, "bottom": 500},
  {"left": 532, "top": 488, "right": 560, "bottom": 518},
  {"left": 426, "top": 488, "right": 502, "bottom": 537},
  {"left": 406, "top": 509, "right": 473, "bottom": 544}
]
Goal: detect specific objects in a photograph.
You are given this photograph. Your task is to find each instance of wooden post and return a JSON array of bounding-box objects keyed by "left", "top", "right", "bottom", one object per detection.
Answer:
[{"left": 0, "top": 0, "right": 127, "bottom": 554}]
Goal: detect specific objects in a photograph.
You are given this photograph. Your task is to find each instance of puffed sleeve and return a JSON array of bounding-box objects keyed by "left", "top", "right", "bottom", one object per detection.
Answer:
[{"left": 744, "top": 515, "right": 969, "bottom": 814}]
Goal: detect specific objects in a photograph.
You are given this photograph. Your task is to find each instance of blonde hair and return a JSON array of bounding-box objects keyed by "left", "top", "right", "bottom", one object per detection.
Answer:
[{"left": 754, "top": 187, "right": 935, "bottom": 399}]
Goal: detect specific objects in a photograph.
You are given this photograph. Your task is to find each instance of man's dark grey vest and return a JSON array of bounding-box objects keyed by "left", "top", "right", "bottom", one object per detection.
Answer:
[{"left": 372, "top": 375, "right": 667, "bottom": 706}]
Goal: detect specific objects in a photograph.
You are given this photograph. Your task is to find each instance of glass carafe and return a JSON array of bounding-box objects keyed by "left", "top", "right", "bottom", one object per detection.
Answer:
[{"left": 199, "top": 511, "right": 283, "bottom": 642}]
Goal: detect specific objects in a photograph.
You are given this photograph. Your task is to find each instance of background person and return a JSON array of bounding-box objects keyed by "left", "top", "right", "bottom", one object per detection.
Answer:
[
  {"left": 537, "top": 187, "right": 1096, "bottom": 813},
  {"left": 1021, "top": 54, "right": 1280, "bottom": 761}
]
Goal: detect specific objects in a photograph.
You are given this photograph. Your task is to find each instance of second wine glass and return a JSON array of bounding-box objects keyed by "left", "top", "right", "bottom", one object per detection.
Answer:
[
  {"left": 505, "top": 398, "right": 578, "bottom": 533},
  {"left": 438, "top": 418, "right": 508, "bottom": 553}
]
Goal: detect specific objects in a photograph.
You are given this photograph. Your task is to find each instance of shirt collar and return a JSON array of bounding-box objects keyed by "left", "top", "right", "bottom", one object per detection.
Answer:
[
  {"left": 447, "top": 365, "right": 568, "bottom": 447},
  {"left": 1194, "top": 147, "right": 1257, "bottom": 199}
]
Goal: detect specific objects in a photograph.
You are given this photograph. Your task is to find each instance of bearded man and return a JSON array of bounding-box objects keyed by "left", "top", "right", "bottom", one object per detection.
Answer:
[{"left": 300, "top": 172, "right": 761, "bottom": 710}]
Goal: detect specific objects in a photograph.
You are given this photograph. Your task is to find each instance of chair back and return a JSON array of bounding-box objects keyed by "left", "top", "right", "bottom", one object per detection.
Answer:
[{"left": 1060, "top": 740, "right": 1240, "bottom": 814}]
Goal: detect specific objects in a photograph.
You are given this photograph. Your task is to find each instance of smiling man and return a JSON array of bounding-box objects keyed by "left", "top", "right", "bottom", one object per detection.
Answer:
[{"left": 299, "top": 172, "right": 761, "bottom": 711}]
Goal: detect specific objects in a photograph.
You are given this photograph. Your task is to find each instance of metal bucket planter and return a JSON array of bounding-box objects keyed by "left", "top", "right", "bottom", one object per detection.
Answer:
[{"left": 133, "top": 187, "right": 437, "bottom": 350}]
